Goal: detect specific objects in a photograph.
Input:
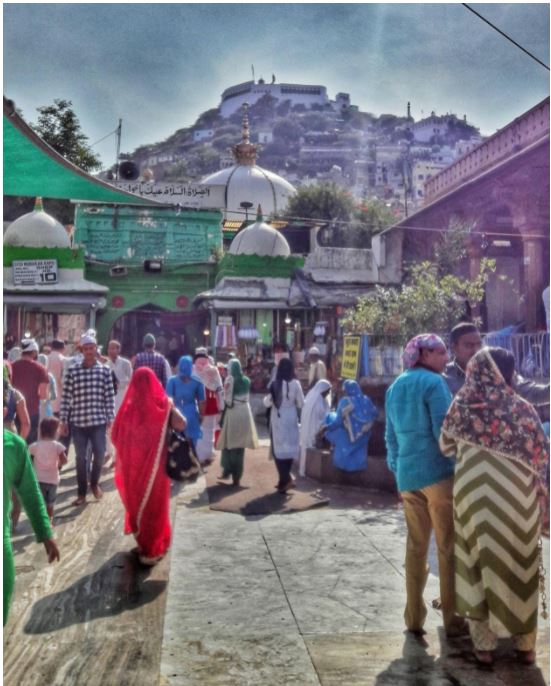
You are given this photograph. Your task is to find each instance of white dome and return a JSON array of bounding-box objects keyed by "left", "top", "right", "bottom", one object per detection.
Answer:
[
  {"left": 201, "top": 164, "right": 296, "bottom": 221},
  {"left": 4, "top": 207, "right": 70, "bottom": 248},
  {"left": 229, "top": 213, "right": 291, "bottom": 257}
]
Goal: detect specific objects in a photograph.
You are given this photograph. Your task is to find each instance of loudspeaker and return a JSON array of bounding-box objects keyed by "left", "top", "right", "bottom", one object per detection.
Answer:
[
  {"left": 109, "top": 265, "right": 128, "bottom": 277},
  {"left": 118, "top": 161, "right": 140, "bottom": 181}
]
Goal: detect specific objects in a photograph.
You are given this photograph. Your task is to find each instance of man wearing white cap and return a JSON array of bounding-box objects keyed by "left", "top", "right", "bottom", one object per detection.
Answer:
[
  {"left": 307, "top": 346, "right": 327, "bottom": 391},
  {"left": 59, "top": 332, "right": 115, "bottom": 506},
  {"left": 11, "top": 339, "right": 49, "bottom": 444}
]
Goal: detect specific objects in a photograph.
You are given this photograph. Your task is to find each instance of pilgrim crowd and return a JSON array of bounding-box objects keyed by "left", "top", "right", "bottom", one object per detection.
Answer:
[{"left": 3, "top": 323, "right": 549, "bottom": 668}]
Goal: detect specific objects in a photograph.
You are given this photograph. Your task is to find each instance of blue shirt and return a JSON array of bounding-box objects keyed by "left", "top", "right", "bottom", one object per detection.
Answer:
[
  {"left": 385, "top": 367, "right": 453, "bottom": 492},
  {"left": 166, "top": 375, "right": 205, "bottom": 441}
]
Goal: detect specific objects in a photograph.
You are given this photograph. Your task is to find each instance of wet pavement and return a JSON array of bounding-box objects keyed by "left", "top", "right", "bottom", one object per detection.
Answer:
[{"left": 3, "top": 440, "right": 550, "bottom": 685}]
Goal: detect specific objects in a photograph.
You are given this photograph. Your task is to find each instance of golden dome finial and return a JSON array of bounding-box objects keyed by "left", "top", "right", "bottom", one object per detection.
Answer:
[{"left": 232, "top": 103, "right": 257, "bottom": 166}]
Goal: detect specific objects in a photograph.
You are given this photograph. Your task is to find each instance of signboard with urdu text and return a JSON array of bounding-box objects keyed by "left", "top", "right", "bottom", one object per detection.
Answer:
[
  {"left": 341, "top": 336, "right": 361, "bottom": 379},
  {"left": 74, "top": 204, "right": 222, "bottom": 265},
  {"left": 115, "top": 182, "right": 225, "bottom": 209},
  {"left": 13, "top": 259, "right": 58, "bottom": 286}
]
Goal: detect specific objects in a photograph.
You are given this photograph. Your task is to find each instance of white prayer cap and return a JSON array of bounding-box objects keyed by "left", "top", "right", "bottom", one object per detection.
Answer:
[
  {"left": 80, "top": 332, "right": 97, "bottom": 345},
  {"left": 21, "top": 338, "right": 39, "bottom": 353},
  {"left": 194, "top": 346, "right": 208, "bottom": 357},
  {"left": 308, "top": 346, "right": 321, "bottom": 356}
]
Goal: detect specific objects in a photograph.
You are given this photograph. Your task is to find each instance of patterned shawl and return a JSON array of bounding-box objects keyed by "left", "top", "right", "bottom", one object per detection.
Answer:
[{"left": 442, "top": 348, "right": 549, "bottom": 497}]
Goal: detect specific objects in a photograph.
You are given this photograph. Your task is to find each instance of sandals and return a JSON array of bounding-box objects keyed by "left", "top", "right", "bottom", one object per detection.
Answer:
[
  {"left": 516, "top": 650, "right": 536, "bottom": 665},
  {"left": 474, "top": 650, "right": 494, "bottom": 665}
]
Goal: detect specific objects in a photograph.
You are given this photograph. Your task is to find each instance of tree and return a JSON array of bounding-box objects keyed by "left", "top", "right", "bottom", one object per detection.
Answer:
[
  {"left": 286, "top": 182, "right": 356, "bottom": 222},
  {"left": 32, "top": 99, "right": 101, "bottom": 171},
  {"left": 341, "top": 258, "right": 496, "bottom": 342},
  {"left": 285, "top": 182, "right": 374, "bottom": 248}
]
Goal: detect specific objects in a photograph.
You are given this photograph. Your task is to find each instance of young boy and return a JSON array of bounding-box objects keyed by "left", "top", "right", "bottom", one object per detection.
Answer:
[{"left": 29, "top": 417, "right": 67, "bottom": 522}]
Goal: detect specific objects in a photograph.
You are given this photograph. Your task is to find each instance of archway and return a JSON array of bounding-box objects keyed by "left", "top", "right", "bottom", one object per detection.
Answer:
[{"left": 108, "top": 304, "right": 208, "bottom": 364}]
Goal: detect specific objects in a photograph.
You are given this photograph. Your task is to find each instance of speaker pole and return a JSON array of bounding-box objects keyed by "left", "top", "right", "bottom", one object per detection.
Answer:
[{"left": 114, "top": 119, "right": 122, "bottom": 181}]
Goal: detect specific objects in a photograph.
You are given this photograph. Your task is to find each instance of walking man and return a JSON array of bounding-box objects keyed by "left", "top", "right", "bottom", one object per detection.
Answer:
[
  {"left": 47, "top": 339, "right": 66, "bottom": 417},
  {"left": 133, "top": 333, "right": 170, "bottom": 387},
  {"left": 59, "top": 332, "right": 115, "bottom": 506},
  {"left": 11, "top": 338, "right": 49, "bottom": 444},
  {"left": 105, "top": 340, "right": 132, "bottom": 467}
]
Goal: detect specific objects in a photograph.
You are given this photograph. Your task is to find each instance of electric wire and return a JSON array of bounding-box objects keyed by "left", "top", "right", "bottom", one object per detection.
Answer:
[{"left": 462, "top": 4, "right": 549, "bottom": 71}]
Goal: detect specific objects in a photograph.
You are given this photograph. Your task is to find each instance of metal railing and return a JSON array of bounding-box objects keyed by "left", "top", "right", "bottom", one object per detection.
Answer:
[
  {"left": 483, "top": 331, "right": 550, "bottom": 380},
  {"left": 359, "top": 332, "right": 550, "bottom": 380}
]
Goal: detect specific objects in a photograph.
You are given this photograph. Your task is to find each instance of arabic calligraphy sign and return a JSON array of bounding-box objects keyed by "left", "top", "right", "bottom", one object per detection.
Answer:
[
  {"left": 115, "top": 182, "right": 225, "bottom": 209},
  {"left": 74, "top": 204, "right": 222, "bottom": 265}
]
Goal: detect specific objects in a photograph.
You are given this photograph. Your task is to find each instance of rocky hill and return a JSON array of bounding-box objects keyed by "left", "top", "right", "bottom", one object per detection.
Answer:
[{"left": 119, "top": 91, "right": 480, "bottom": 194}]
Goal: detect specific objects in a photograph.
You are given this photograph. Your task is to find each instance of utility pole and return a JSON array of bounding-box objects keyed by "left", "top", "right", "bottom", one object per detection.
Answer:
[{"left": 114, "top": 119, "right": 122, "bottom": 180}]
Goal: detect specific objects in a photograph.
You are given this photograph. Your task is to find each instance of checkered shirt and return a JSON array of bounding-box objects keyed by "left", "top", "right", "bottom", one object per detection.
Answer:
[
  {"left": 59, "top": 361, "right": 115, "bottom": 427},
  {"left": 134, "top": 351, "right": 168, "bottom": 387}
]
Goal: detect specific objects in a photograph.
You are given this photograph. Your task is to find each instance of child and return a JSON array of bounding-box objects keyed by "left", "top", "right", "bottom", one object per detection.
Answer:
[{"left": 29, "top": 417, "right": 67, "bottom": 522}]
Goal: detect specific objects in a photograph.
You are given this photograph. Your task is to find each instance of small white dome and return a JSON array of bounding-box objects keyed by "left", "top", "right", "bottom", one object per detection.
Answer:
[
  {"left": 4, "top": 201, "right": 70, "bottom": 248},
  {"left": 229, "top": 210, "right": 290, "bottom": 258}
]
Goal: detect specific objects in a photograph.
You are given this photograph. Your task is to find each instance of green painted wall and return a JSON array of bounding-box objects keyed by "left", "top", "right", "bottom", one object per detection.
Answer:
[
  {"left": 86, "top": 263, "right": 216, "bottom": 342},
  {"left": 215, "top": 253, "right": 305, "bottom": 283},
  {"left": 4, "top": 246, "right": 85, "bottom": 268},
  {"left": 74, "top": 204, "right": 223, "bottom": 264}
]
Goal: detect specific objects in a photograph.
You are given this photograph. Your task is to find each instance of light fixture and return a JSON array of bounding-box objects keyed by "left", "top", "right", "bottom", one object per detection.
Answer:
[
  {"left": 203, "top": 329, "right": 210, "bottom": 337},
  {"left": 284, "top": 314, "right": 291, "bottom": 325},
  {"left": 144, "top": 259, "right": 163, "bottom": 273}
]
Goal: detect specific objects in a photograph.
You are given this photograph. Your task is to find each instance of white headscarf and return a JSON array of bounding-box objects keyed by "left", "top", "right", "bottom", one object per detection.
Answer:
[{"left": 299, "top": 379, "right": 332, "bottom": 476}]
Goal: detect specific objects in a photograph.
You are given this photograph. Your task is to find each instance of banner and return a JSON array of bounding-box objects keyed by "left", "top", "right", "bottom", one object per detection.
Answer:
[{"left": 341, "top": 335, "right": 361, "bottom": 379}]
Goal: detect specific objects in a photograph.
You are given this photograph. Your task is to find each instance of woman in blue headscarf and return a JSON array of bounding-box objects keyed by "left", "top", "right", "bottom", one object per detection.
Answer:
[
  {"left": 166, "top": 355, "right": 206, "bottom": 449},
  {"left": 323, "top": 379, "right": 378, "bottom": 471}
]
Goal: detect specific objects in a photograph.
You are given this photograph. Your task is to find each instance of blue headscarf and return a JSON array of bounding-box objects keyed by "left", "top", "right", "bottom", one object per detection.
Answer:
[
  {"left": 178, "top": 355, "right": 195, "bottom": 379},
  {"left": 341, "top": 380, "right": 378, "bottom": 443}
]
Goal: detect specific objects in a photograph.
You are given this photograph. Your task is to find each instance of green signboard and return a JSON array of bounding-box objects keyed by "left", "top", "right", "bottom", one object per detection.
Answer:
[{"left": 74, "top": 204, "right": 222, "bottom": 265}]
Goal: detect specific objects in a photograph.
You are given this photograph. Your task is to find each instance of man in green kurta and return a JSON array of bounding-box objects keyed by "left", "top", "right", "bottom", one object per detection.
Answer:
[{"left": 3, "top": 428, "right": 60, "bottom": 625}]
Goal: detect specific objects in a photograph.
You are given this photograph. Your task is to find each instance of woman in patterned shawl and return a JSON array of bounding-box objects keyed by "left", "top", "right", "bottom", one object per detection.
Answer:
[{"left": 440, "top": 347, "right": 549, "bottom": 665}]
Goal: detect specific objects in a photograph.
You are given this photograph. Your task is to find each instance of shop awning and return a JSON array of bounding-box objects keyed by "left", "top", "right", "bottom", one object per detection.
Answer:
[
  {"left": 3, "top": 97, "right": 163, "bottom": 205},
  {"left": 3, "top": 293, "right": 106, "bottom": 313}
]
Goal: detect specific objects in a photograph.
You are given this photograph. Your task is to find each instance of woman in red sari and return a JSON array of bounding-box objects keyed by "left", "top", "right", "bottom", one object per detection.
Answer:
[{"left": 111, "top": 367, "right": 186, "bottom": 566}]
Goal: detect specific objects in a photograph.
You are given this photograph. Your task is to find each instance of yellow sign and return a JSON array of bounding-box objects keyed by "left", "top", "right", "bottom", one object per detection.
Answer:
[{"left": 341, "top": 336, "right": 361, "bottom": 379}]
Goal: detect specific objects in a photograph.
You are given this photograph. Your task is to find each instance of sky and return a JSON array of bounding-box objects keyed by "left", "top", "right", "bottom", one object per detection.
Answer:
[{"left": 3, "top": 2, "right": 550, "bottom": 169}]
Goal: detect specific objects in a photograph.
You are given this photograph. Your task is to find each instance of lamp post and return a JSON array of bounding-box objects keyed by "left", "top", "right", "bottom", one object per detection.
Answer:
[{"left": 239, "top": 201, "right": 254, "bottom": 223}]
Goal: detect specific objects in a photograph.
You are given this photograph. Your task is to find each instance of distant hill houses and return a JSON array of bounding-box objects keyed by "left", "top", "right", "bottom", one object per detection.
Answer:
[{"left": 114, "top": 78, "right": 482, "bottom": 215}]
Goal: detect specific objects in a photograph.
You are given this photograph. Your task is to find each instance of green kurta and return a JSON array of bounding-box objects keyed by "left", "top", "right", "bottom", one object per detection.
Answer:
[{"left": 3, "top": 429, "right": 52, "bottom": 625}]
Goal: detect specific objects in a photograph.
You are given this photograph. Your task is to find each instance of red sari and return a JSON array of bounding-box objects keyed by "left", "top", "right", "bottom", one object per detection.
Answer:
[{"left": 111, "top": 367, "right": 172, "bottom": 561}]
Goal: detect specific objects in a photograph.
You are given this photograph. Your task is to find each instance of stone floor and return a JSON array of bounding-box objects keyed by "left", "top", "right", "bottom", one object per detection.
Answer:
[{"left": 3, "top": 441, "right": 550, "bottom": 686}]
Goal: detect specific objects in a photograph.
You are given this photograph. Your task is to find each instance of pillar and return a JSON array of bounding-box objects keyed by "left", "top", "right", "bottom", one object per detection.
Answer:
[{"left": 522, "top": 237, "right": 545, "bottom": 330}]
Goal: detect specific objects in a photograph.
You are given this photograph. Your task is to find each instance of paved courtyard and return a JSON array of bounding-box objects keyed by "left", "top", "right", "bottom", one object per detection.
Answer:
[{"left": 4, "top": 442, "right": 550, "bottom": 686}]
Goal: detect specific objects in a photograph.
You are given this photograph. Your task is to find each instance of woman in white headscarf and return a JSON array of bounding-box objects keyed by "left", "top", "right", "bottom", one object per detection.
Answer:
[{"left": 299, "top": 379, "right": 332, "bottom": 476}]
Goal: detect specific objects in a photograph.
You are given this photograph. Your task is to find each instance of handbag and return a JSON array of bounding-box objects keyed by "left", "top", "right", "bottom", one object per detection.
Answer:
[{"left": 166, "top": 429, "right": 201, "bottom": 482}]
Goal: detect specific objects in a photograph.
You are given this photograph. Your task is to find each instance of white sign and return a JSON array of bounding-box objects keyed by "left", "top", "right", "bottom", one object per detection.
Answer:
[
  {"left": 13, "top": 259, "right": 58, "bottom": 286},
  {"left": 115, "top": 182, "right": 225, "bottom": 209},
  {"left": 218, "top": 316, "right": 233, "bottom": 326}
]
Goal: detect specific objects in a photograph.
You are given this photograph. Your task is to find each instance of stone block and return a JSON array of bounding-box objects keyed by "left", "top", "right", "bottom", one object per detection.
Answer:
[{"left": 305, "top": 448, "right": 397, "bottom": 493}]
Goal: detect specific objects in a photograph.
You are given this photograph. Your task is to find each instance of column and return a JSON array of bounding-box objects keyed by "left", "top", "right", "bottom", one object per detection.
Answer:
[{"left": 522, "top": 237, "right": 545, "bottom": 330}]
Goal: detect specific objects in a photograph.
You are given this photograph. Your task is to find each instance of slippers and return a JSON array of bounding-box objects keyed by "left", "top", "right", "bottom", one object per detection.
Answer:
[
  {"left": 72, "top": 496, "right": 86, "bottom": 507},
  {"left": 474, "top": 650, "right": 494, "bottom": 665}
]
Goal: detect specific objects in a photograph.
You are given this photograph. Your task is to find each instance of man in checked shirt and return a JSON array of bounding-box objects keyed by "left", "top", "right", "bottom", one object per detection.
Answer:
[{"left": 59, "top": 333, "right": 115, "bottom": 506}]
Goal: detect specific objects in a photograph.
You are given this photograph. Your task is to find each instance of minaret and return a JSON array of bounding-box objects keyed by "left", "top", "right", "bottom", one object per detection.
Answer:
[
  {"left": 407, "top": 102, "right": 412, "bottom": 121},
  {"left": 231, "top": 104, "right": 258, "bottom": 166},
  {"left": 34, "top": 197, "right": 44, "bottom": 212}
]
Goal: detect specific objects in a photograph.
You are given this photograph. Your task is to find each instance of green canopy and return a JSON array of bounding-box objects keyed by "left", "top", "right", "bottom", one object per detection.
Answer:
[{"left": 3, "top": 97, "right": 162, "bottom": 205}]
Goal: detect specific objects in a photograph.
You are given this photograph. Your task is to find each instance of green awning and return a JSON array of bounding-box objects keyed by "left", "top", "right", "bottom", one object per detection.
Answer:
[{"left": 3, "top": 97, "right": 162, "bottom": 206}]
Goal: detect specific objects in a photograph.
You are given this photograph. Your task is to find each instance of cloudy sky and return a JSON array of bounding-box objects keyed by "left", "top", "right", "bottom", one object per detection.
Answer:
[{"left": 4, "top": 3, "right": 549, "bottom": 168}]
